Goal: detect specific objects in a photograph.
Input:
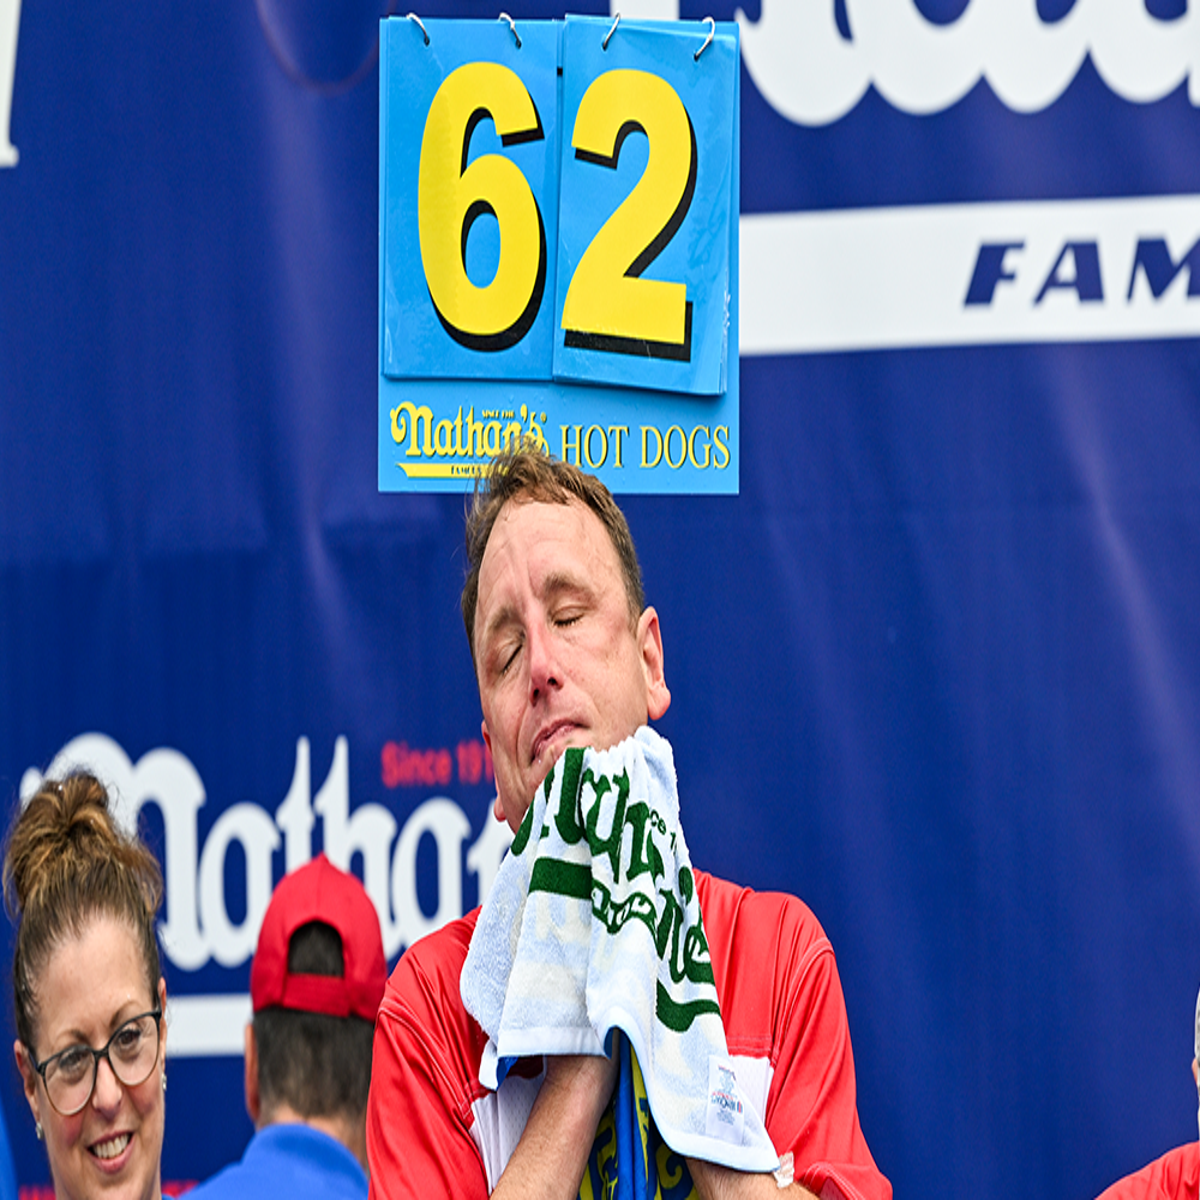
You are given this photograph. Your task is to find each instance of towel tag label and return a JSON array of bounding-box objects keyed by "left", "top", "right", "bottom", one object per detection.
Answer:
[{"left": 705, "top": 1056, "right": 747, "bottom": 1144}]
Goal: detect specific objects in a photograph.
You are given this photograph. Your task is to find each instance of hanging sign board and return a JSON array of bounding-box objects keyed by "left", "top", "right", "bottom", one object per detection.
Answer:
[{"left": 378, "top": 14, "right": 740, "bottom": 494}]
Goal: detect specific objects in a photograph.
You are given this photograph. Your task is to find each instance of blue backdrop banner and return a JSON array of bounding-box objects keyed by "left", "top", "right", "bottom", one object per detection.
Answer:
[{"left": 3, "top": 3, "right": 1200, "bottom": 1200}]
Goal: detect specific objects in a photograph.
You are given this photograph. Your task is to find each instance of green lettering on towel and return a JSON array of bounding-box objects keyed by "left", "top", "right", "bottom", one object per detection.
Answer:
[
  {"left": 530, "top": 858, "right": 593, "bottom": 900},
  {"left": 655, "top": 979, "right": 720, "bottom": 1033},
  {"left": 584, "top": 767, "right": 630, "bottom": 879},
  {"left": 528, "top": 747, "right": 722, "bottom": 1040},
  {"left": 554, "top": 750, "right": 588, "bottom": 846}
]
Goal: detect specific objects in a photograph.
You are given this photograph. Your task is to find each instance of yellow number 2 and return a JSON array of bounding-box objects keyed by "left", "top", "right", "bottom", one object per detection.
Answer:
[
  {"left": 562, "top": 69, "right": 696, "bottom": 361},
  {"left": 418, "top": 62, "right": 547, "bottom": 351}
]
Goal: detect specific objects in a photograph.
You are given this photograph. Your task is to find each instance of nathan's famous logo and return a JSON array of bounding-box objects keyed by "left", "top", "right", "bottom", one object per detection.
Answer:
[
  {"left": 520, "top": 749, "right": 719, "bottom": 1035},
  {"left": 389, "top": 401, "right": 549, "bottom": 479},
  {"left": 22, "top": 732, "right": 512, "bottom": 971},
  {"left": 390, "top": 399, "right": 730, "bottom": 476}
]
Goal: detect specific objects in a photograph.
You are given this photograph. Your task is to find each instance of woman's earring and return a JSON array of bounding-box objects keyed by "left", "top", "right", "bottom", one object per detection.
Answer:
[
  {"left": 161, "top": 1072, "right": 167, "bottom": 1095},
  {"left": 35, "top": 1121, "right": 43, "bottom": 1141}
]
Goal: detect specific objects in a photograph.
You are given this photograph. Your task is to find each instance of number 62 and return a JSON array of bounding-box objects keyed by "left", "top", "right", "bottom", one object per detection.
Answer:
[{"left": 417, "top": 61, "right": 697, "bottom": 362}]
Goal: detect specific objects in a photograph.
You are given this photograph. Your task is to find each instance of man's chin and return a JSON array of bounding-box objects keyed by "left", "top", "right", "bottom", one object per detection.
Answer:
[
  {"left": 515, "top": 728, "right": 634, "bottom": 821},
  {"left": 518, "top": 749, "right": 572, "bottom": 814}
]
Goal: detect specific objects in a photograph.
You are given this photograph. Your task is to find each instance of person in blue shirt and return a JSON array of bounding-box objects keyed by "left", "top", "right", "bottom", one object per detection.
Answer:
[{"left": 189, "top": 854, "right": 386, "bottom": 1200}]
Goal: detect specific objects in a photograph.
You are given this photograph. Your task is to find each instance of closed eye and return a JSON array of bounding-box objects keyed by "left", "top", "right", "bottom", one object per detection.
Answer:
[{"left": 495, "top": 637, "right": 523, "bottom": 678}]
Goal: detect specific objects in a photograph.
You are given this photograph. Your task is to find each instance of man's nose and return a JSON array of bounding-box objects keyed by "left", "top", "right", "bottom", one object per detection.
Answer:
[{"left": 526, "top": 621, "right": 561, "bottom": 702}]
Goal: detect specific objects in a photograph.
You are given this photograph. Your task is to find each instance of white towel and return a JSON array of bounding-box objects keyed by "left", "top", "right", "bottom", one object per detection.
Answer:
[{"left": 461, "top": 726, "right": 779, "bottom": 1173}]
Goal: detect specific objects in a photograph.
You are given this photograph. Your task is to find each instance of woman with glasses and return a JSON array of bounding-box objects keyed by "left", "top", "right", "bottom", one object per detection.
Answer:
[{"left": 5, "top": 772, "right": 167, "bottom": 1200}]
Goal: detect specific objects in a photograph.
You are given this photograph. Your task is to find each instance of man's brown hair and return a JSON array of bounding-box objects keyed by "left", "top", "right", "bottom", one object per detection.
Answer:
[{"left": 461, "top": 448, "right": 646, "bottom": 669}]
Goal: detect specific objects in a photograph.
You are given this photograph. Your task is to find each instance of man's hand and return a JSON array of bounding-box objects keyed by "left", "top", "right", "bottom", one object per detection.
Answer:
[
  {"left": 687, "top": 1157, "right": 820, "bottom": 1200},
  {"left": 490, "top": 1052, "right": 619, "bottom": 1200}
]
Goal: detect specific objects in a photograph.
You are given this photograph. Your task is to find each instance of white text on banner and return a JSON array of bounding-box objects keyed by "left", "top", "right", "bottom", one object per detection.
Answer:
[
  {"left": 166, "top": 994, "right": 252, "bottom": 1058},
  {"left": 741, "top": 195, "right": 1200, "bottom": 355}
]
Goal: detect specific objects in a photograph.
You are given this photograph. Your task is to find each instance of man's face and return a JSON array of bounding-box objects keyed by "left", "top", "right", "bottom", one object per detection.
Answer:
[{"left": 474, "top": 497, "right": 670, "bottom": 832}]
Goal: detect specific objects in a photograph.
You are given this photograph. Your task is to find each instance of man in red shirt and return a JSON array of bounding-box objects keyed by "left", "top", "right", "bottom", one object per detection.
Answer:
[
  {"left": 1096, "top": 990, "right": 1200, "bottom": 1200},
  {"left": 1098, "top": 1144, "right": 1200, "bottom": 1200},
  {"left": 366, "top": 448, "right": 891, "bottom": 1200}
]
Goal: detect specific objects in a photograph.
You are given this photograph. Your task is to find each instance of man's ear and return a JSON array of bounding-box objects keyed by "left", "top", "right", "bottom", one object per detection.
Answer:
[
  {"left": 481, "top": 721, "right": 506, "bottom": 824},
  {"left": 638, "top": 607, "right": 671, "bottom": 720},
  {"left": 244, "top": 1023, "right": 261, "bottom": 1125}
]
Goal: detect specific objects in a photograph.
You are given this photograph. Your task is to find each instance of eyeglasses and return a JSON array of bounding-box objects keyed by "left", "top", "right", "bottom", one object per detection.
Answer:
[{"left": 29, "top": 1008, "right": 163, "bottom": 1117}]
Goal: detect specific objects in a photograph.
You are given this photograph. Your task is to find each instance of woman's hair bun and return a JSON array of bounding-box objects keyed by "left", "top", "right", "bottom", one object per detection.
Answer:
[{"left": 5, "top": 772, "right": 161, "bottom": 920}]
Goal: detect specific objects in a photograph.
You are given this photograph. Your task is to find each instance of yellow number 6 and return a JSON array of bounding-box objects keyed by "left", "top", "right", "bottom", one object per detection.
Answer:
[{"left": 418, "top": 62, "right": 547, "bottom": 351}]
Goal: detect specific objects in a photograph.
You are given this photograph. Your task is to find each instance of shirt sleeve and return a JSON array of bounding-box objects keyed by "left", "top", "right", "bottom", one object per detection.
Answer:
[
  {"left": 1095, "top": 1144, "right": 1200, "bottom": 1200},
  {"left": 366, "top": 931, "right": 491, "bottom": 1200},
  {"left": 766, "top": 927, "right": 890, "bottom": 1200},
  {"left": 702, "top": 876, "right": 891, "bottom": 1200}
]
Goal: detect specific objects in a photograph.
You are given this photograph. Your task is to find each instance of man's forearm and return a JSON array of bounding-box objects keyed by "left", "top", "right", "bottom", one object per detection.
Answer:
[
  {"left": 490, "top": 1054, "right": 617, "bottom": 1200},
  {"left": 485, "top": 1057, "right": 820, "bottom": 1200}
]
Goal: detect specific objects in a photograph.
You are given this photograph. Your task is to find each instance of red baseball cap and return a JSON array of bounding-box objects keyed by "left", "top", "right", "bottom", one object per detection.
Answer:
[{"left": 250, "top": 854, "right": 386, "bottom": 1021}]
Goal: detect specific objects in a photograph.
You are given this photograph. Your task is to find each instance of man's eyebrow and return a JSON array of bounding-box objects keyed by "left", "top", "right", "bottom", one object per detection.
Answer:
[{"left": 540, "top": 570, "right": 596, "bottom": 604}]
